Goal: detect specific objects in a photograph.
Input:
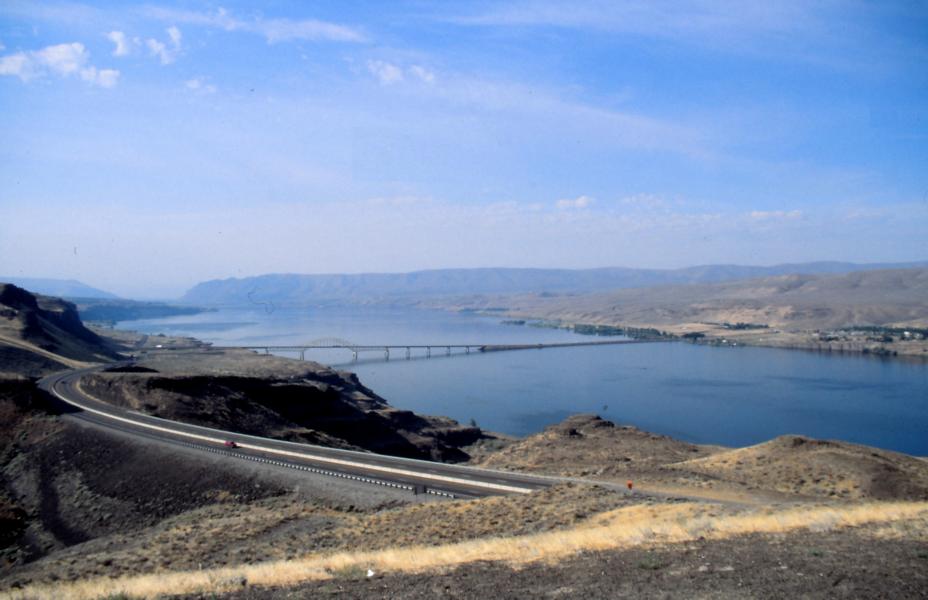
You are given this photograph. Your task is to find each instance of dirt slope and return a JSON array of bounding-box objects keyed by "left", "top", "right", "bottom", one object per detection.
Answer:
[
  {"left": 672, "top": 435, "right": 928, "bottom": 501},
  {"left": 476, "top": 415, "right": 928, "bottom": 502},
  {"left": 476, "top": 414, "right": 719, "bottom": 477},
  {"left": 0, "top": 283, "right": 122, "bottom": 376}
]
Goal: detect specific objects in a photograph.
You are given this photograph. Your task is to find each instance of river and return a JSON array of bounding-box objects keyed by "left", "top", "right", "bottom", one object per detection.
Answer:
[{"left": 115, "top": 306, "right": 928, "bottom": 455}]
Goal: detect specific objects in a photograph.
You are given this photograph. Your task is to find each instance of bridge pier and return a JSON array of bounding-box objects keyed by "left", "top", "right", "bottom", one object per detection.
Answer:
[
  {"left": 426, "top": 347, "right": 431, "bottom": 358},
  {"left": 384, "top": 348, "right": 390, "bottom": 360},
  {"left": 465, "top": 346, "right": 470, "bottom": 354},
  {"left": 352, "top": 350, "right": 358, "bottom": 361},
  {"left": 405, "top": 347, "right": 411, "bottom": 360},
  {"left": 446, "top": 346, "right": 451, "bottom": 356},
  {"left": 299, "top": 350, "right": 305, "bottom": 361}
]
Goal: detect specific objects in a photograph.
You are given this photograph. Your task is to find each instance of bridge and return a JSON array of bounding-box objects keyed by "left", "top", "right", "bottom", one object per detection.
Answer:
[{"left": 210, "top": 337, "right": 654, "bottom": 361}]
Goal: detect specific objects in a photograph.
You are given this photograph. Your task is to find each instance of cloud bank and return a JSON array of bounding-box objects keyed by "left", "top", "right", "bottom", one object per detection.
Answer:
[{"left": 0, "top": 42, "right": 119, "bottom": 87}]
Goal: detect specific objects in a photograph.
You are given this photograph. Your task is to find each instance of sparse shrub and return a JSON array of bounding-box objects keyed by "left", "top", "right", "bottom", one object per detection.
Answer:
[
  {"left": 808, "top": 514, "right": 839, "bottom": 533},
  {"left": 329, "top": 564, "right": 368, "bottom": 580},
  {"left": 637, "top": 553, "right": 665, "bottom": 570},
  {"left": 685, "top": 518, "right": 715, "bottom": 538}
]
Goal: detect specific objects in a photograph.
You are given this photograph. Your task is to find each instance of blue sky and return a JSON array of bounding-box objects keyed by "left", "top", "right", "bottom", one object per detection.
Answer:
[{"left": 1, "top": 1, "right": 926, "bottom": 297}]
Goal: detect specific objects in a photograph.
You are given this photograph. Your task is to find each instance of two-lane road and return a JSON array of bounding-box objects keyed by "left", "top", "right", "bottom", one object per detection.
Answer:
[{"left": 38, "top": 366, "right": 558, "bottom": 498}]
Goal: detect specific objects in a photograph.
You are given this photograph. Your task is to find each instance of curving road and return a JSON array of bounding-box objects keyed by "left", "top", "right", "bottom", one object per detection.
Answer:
[{"left": 38, "top": 365, "right": 559, "bottom": 498}]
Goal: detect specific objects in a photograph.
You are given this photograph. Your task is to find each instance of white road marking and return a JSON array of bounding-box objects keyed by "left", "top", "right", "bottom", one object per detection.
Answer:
[{"left": 53, "top": 378, "right": 532, "bottom": 495}]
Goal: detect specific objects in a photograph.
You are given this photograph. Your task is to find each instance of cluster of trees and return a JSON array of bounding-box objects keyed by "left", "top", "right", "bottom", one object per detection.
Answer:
[
  {"left": 571, "top": 324, "right": 672, "bottom": 339},
  {"left": 720, "top": 322, "right": 769, "bottom": 330}
]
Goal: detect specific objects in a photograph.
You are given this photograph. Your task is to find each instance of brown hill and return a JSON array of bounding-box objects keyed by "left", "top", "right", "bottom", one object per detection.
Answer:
[
  {"left": 476, "top": 415, "right": 928, "bottom": 502},
  {"left": 443, "top": 267, "right": 928, "bottom": 331},
  {"left": 672, "top": 435, "right": 928, "bottom": 501},
  {"left": 475, "top": 414, "right": 721, "bottom": 480},
  {"left": 0, "top": 283, "right": 121, "bottom": 376}
]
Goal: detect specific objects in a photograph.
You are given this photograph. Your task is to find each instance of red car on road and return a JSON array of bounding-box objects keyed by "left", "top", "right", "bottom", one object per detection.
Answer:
[{"left": 223, "top": 440, "right": 238, "bottom": 449}]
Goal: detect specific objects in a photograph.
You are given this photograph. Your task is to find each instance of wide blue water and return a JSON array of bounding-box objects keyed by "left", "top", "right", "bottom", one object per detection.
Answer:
[{"left": 116, "top": 306, "right": 928, "bottom": 455}]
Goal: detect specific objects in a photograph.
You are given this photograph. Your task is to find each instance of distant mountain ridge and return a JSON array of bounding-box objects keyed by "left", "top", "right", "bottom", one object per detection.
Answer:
[
  {"left": 181, "top": 261, "right": 928, "bottom": 306},
  {"left": 478, "top": 267, "right": 928, "bottom": 330},
  {"left": 0, "top": 277, "right": 119, "bottom": 300}
]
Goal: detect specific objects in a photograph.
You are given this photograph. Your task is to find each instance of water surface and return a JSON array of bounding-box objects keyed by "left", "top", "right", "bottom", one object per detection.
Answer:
[{"left": 117, "top": 306, "right": 928, "bottom": 455}]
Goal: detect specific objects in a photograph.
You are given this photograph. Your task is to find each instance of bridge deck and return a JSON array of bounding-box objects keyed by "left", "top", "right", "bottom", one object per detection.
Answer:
[{"left": 212, "top": 339, "right": 653, "bottom": 351}]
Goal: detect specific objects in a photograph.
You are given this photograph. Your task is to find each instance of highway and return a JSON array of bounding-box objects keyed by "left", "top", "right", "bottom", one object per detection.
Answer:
[{"left": 37, "top": 366, "right": 559, "bottom": 499}]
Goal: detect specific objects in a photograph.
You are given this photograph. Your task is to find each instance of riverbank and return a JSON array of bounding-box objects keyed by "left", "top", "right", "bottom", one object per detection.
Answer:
[
  {"left": 499, "top": 317, "right": 928, "bottom": 360},
  {"left": 413, "top": 267, "right": 928, "bottom": 362}
]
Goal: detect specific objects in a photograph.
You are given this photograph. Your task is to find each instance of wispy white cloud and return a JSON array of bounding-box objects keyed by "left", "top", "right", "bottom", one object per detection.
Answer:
[
  {"left": 34, "top": 42, "right": 86, "bottom": 75},
  {"left": 0, "top": 53, "right": 33, "bottom": 79},
  {"left": 408, "top": 65, "right": 435, "bottom": 83},
  {"left": 145, "top": 38, "right": 167, "bottom": 63},
  {"left": 842, "top": 207, "right": 888, "bottom": 221},
  {"left": 167, "top": 25, "right": 181, "bottom": 48},
  {"left": 185, "top": 77, "right": 216, "bottom": 94},
  {"left": 619, "top": 194, "right": 668, "bottom": 210},
  {"left": 366, "top": 60, "right": 437, "bottom": 85},
  {"left": 355, "top": 60, "right": 702, "bottom": 156},
  {"left": 260, "top": 17, "right": 364, "bottom": 43},
  {"left": 449, "top": 1, "right": 822, "bottom": 43},
  {"left": 556, "top": 195, "right": 594, "bottom": 209},
  {"left": 748, "top": 209, "right": 803, "bottom": 221},
  {"left": 80, "top": 65, "right": 119, "bottom": 88},
  {"left": 367, "top": 60, "right": 404, "bottom": 85},
  {"left": 423, "top": 74, "right": 708, "bottom": 156},
  {"left": 0, "top": 2, "right": 103, "bottom": 25},
  {"left": 0, "top": 42, "right": 119, "bottom": 87},
  {"left": 147, "top": 26, "right": 182, "bottom": 65},
  {"left": 445, "top": 0, "right": 874, "bottom": 68},
  {"left": 142, "top": 7, "right": 367, "bottom": 44},
  {"left": 106, "top": 30, "right": 130, "bottom": 57}
]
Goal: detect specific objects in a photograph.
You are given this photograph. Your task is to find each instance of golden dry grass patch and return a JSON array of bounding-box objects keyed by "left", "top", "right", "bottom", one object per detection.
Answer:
[{"left": 5, "top": 500, "right": 928, "bottom": 600}]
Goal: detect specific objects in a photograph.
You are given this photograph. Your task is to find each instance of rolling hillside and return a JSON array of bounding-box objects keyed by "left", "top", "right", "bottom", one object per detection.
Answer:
[
  {"left": 449, "top": 268, "right": 928, "bottom": 331},
  {"left": 179, "top": 261, "right": 928, "bottom": 306},
  {"left": 0, "top": 283, "right": 122, "bottom": 376}
]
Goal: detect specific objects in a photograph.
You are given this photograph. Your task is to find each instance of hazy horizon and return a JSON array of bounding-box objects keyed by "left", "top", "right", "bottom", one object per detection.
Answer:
[
  {"left": 2, "top": 2, "right": 927, "bottom": 297},
  {"left": 5, "top": 260, "right": 928, "bottom": 302}
]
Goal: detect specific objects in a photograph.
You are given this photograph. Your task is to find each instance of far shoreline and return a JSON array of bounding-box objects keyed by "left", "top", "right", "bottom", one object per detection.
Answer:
[{"left": 489, "top": 314, "right": 928, "bottom": 363}]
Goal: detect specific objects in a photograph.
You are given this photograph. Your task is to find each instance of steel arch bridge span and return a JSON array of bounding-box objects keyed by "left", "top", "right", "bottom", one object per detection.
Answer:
[{"left": 306, "top": 338, "right": 360, "bottom": 349}]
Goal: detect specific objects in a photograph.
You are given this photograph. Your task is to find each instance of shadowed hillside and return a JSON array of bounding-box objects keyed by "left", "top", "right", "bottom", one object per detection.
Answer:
[{"left": 0, "top": 284, "right": 123, "bottom": 376}]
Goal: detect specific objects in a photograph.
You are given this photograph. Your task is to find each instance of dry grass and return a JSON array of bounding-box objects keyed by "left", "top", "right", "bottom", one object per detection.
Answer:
[
  {"left": 674, "top": 435, "right": 928, "bottom": 500},
  {"left": 6, "top": 501, "right": 927, "bottom": 600}
]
